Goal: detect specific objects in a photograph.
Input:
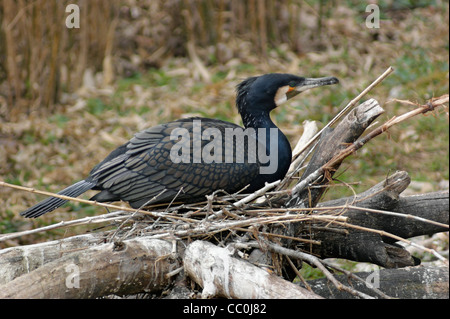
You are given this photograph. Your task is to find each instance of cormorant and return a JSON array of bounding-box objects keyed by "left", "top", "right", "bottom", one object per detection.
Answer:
[{"left": 20, "top": 73, "right": 338, "bottom": 218}]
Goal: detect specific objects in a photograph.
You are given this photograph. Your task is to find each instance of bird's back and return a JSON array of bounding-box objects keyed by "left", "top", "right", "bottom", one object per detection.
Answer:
[{"left": 89, "top": 118, "right": 262, "bottom": 208}]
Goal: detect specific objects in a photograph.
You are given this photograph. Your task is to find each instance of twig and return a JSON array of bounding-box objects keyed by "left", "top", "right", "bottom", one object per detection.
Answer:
[
  {"left": 320, "top": 260, "right": 392, "bottom": 299},
  {"left": 232, "top": 227, "right": 321, "bottom": 245},
  {"left": 206, "top": 180, "right": 281, "bottom": 220},
  {"left": 290, "top": 93, "right": 449, "bottom": 197},
  {"left": 237, "top": 240, "right": 377, "bottom": 299},
  {"left": 0, "top": 210, "right": 129, "bottom": 242},
  {"left": 0, "top": 180, "right": 197, "bottom": 224},
  {"left": 246, "top": 205, "right": 448, "bottom": 229},
  {"left": 145, "top": 213, "right": 348, "bottom": 240},
  {"left": 285, "top": 256, "right": 312, "bottom": 292},
  {"left": 289, "top": 66, "right": 394, "bottom": 166},
  {"left": 330, "top": 219, "right": 448, "bottom": 262}
]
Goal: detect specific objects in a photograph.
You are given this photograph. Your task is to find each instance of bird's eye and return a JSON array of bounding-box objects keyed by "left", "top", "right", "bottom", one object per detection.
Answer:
[{"left": 288, "top": 81, "right": 297, "bottom": 88}]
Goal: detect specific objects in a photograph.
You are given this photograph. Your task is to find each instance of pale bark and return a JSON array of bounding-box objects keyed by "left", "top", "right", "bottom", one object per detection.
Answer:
[
  {"left": 184, "top": 240, "right": 322, "bottom": 299},
  {"left": 0, "top": 238, "right": 179, "bottom": 298}
]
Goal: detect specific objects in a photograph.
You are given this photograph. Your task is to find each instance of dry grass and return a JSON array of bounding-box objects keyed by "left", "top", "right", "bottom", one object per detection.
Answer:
[{"left": 0, "top": 1, "right": 448, "bottom": 249}]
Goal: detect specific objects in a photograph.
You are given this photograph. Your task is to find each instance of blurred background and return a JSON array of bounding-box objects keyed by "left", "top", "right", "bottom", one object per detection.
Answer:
[{"left": 0, "top": 0, "right": 448, "bottom": 245}]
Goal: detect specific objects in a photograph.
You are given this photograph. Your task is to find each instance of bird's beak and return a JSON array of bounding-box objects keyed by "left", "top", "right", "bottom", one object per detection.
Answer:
[{"left": 287, "top": 76, "right": 339, "bottom": 99}]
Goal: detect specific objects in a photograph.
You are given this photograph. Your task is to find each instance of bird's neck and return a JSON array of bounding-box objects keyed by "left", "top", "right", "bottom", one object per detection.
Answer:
[
  {"left": 241, "top": 109, "right": 275, "bottom": 129},
  {"left": 240, "top": 108, "right": 292, "bottom": 188}
]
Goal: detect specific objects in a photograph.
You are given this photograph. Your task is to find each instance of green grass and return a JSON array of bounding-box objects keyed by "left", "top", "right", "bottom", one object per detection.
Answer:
[
  {"left": 298, "top": 262, "right": 326, "bottom": 281},
  {"left": 86, "top": 98, "right": 109, "bottom": 115}
]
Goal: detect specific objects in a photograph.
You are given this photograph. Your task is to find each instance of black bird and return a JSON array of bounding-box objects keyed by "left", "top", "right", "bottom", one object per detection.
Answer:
[{"left": 20, "top": 73, "right": 338, "bottom": 218}]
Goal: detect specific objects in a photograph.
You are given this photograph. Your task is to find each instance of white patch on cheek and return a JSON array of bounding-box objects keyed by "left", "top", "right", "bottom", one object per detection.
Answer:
[{"left": 274, "top": 85, "right": 290, "bottom": 106}]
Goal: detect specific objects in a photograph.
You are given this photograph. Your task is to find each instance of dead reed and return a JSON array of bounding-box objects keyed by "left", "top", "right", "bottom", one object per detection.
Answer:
[
  {"left": 1, "top": 0, "right": 117, "bottom": 117},
  {"left": 1, "top": 0, "right": 330, "bottom": 119}
]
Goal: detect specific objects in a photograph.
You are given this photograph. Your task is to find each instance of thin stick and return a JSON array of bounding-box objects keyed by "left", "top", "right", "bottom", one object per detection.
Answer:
[
  {"left": 290, "top": 66, "right": 394, "bottom": 163},
  {"left": 286, "top": 256, "right": 312, "bottom": 291},
  {"left": 232, "top": 227, "right": 322, "bottom": 245},
  {"left": 246, "top": 205, "right": 449, "bottom": 229},
  {"left": 206, "top": 180, "right": 281, "bottom": 220},
  {"left": 238, "top": 241, "right": 376, "bottom": 299},
  {"left": 331, "top": 219, "right": 448, "bottom": 262},
  {"left": 0, "top": 210, "right": 128, "bottom": 242},
  {"left": 290, "top": 93, "right": 449, "bottom": 196},
  {"left": 0, "top": 180, "right": 197, "bottom": 224}
]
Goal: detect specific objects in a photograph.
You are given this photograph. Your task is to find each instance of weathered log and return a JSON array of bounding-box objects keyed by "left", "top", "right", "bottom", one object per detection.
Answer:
[
  {"left": 302, "top": 266, "right": 449, "bottom": 299},
  {"left": 184, "top": 240, "right": 322, "bottom": 299},
  {"left": 321, "top": 189, "right": 449, "bottom": 242},
  {"left": 0, "top": 232, "right": 107, "bottom": 285},
  {"left": 303, "top": 171, "right": 448, "bottom": 268},
  {"left": 287, "top": 98, "right": 385, "bottom": 208},
  {"left": 303, "top": 171, "right": 413, "bottom": 267},
  {"left": 0, "top": 238, "right": 179, "bottom": 298},
  {"left": 394, "top": 191, "right": 449, "bottom": 239}
]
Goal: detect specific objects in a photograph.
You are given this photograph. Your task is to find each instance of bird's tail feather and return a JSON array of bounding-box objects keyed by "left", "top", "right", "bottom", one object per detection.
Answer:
[{"left": 20, "top": 180, "right": 96, "bottom": 218}]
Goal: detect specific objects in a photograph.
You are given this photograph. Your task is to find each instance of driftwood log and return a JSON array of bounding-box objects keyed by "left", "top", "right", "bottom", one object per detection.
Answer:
[
  {"left": 0, "top": 238, "right": 180, "bottom": 298},
  {"left": 302, "top": 266, "right": 449, "bottom": 299},
  {"left": 308, "top": 174, "right": 448, "bottom": 268},
  {"left": 286, "top": 98, "right": 385, "bottom": 208},
  {"left": 0, "top": 96, "right": 448, "bottom": 299},
  {"left": 184, "top": 240, "right": 322, "bottom": 299}
]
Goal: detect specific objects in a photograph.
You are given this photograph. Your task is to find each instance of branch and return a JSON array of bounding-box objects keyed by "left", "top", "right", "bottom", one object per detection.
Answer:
[
  {"left": 301, "top": 171, "right": 448, "bottom": 267},
  {"left": 0, "top": 238, "right": 180, "bottom": 298},
  {"left": 286, "top": 94, "right": 448, "bottom": 209},
  {"left": 303, "top": 266, "right": 449, "bottom": 299},
  {"left": 323, "top": 94, "right": 449, "bottom": 173},
  {"left": 0, "top": 232, "right": 106, "bottom": 285},
  {"left": 287, "top": 98, "right": 385, "bottom": 207},
  {"left": 184, "top": 240, "right": 322, "bottom": 299},
  {"left": 288, "top": 66, "right": 394, "bottom": 167}
]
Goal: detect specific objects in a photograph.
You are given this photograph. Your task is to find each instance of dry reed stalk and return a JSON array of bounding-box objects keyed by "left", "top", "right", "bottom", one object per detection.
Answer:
[
  {"left": 257, "top": 0, "right": 267, "bottom": 56},
  {"left": 215, "top": 0, "right": 225, "bottom": 63},
  {"left": 1, "top": 0, "right": 327, "bottom": 117},
  {"left": 2, "top": 0, "right": 21, "bottom": 108},
  {"left": 1, "top": 0, "right": 116, "bottom": 116}
]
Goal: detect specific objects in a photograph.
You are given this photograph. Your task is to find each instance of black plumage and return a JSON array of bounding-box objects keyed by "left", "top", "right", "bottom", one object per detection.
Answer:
[{"left": 21, "top": 73, "right": 338, "bottom": 218}]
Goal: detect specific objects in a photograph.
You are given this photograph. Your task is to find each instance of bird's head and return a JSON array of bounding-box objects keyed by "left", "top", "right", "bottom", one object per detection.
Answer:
[{"left": 236, "top": 73, "right": 339, "bottom": 116}]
